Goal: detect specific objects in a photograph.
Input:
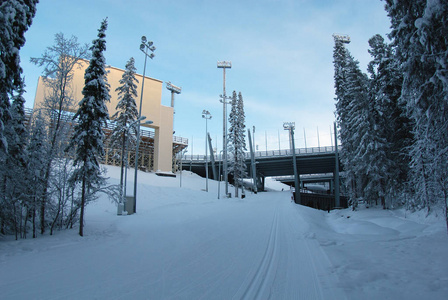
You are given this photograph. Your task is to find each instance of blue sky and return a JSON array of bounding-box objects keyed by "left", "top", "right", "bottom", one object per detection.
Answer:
[{"left": 20, "top": 0, "right": 391, "bottom": 155}]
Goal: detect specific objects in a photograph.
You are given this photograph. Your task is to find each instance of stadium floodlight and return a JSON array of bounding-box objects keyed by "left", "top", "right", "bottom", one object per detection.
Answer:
[
  {"left": 134, "top": 36, "right": 156, "bottom": 213},
  {"left": 332, "top": 33, "right": 351, "bottom": 44},
  {"left": 166, "top": 81, "right": 182, "bottom": 132},
  {"left": 217, "top": 60, "right": 232, "bottom": 197},
  {"left": 217, "top": 61, "right": 232, "bottom": 68},
  {"left": 166, "top": 81, "right": 182, "bottom": 94},
  {"left": 283, "top": 122, "right": 295, "bottom": 130}
]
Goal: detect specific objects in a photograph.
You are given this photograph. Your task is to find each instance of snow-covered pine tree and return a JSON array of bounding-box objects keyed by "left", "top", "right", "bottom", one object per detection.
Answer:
[
  {"left": 26, "top": 112, "right": 47, "bottom": 238},
  {"left": 0, "top": 0, "right": 38, "bottom": 151},
  {"left": 235, "top": 92, "right": 247, "bottom": 195},
  {"left": 345, "top": 57, "right": 371, "bottom": 206},
  {"left": 385, "top": 0, "right": 448, "bottom": 223},
  {"left": 228, "top": 91, "right": 238, "bottom": 196},
  {"left": 0, "top": 0, "right": 38, "bottom": 235},
  {"left": 227, "top": 91, "right": 247, "bottom": 198},
  {"left": 108, "top": 57, "right": 139, "bottom": 198},
  {"left": 0, "top": 81, "right": 29, "bottom": 238},
  {"left": 366, "top": 34, "right": 412, "bottom": 208},
  {"left": 333, "top": 38, "right": 369, "bottom": 208},
  {"left": 67, "top": 19, "right": 110, "bottom": 237}
]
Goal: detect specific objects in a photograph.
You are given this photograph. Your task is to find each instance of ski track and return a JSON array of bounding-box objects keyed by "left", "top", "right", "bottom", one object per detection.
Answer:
[
  {"left": 0, "top": 191, "right": 346, "bottom": 300},
  {"left": 238, "top": 203, "right": 280, "bottom": 300}
]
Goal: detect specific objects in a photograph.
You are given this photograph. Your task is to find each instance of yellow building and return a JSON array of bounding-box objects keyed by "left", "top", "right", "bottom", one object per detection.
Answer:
[{"left": 33, "top": 59, "right": 187, "bottom": 173}]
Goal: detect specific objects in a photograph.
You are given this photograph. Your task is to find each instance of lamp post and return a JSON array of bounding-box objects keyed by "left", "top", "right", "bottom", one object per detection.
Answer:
[
  {"left": 179, "top": 149, "right": 187, "bottom": 188},
  {"left": 134, "top": 36, "right": 155, "bottom": 213},
  {"left": 119, "top": 116, "right": 152, "bottom": 215},
  {"left": 217, "top": 60, "right": 231, "bottom": 197},
  {"left": 217, "top": 150, "right": 223, "bottom": 199},
  {"left": 202, "top": 110, "right": 212, "bottom": 192},
  {"left": 284, "top": 122, "right": 300, "bottom": 204},
  {"left": 126, "top": 118, "right": 153, "bottom": 201}
]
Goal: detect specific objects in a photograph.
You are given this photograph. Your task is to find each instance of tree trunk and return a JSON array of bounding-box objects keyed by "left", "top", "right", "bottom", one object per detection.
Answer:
[
  {"left": 32, "top": 196, "right": 36, "bottom": 238},
  {"left": 79, "top": 176, "right": 86, "bottom": 237}
]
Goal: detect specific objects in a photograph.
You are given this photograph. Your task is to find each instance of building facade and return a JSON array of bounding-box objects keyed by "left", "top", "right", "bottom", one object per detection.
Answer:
[{"left": 33, "top": 59, "right": 187, "bottom": 173}]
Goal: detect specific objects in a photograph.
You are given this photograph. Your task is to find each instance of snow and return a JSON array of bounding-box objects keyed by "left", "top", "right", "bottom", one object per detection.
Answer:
[{"left": 1, "top": 165, "right": 448, "bottom": 299}]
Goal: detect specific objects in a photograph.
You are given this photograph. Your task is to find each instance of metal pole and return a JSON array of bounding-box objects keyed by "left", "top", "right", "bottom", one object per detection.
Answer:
[
  {"left": 205, "top": 115, "right": 209, "bottom": 192},
  {"left": 291, "top": 129, "right": 301, "bottom": 204},
  {"left": 218, "top": 61, "right": 231, "bottom": 197},
  {"left": 248, "top": 130, "right": 257, "bottom": 193},
  {"left": 218, "top": 151, "right": 222, "bottom": 199},
  {"left": 303, "top": 128, "right": 307, "bottom": 151},
  {"left": 317, "top": 126, "right": 320, "bottom": 149},
  {"left": 222, "top": 68, "right": 228, "bottom": 197},
  {"left": 180, "top": 152, "right": 183, "bottom": 187},
  {"left": 278, "top": 130, "right": 281, "bottom": 152},
  {"left": 265, "top": 131, "right": 268, "bottom": 155},
  {"left": 133, "top": 47, "right": 148, "bottom": 213}
]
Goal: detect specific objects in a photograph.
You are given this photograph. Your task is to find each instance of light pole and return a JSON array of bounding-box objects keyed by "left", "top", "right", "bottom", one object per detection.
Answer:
[
  {"left": 202, "top": 110, "right": 212, "bottom": 192},
  {"left": 179, "top": 149, "right": 187, "bottom": 188},
  {"left": 284, "top": 122, "right": 301, "bottom": 204},
  {"left": 217, "top": 60, "right": 231, "bottom": 197},
  {"left": 134, "top": 36, "right": 155, "bottom": 213},
  {"left": 166, "top": 81, "right": 181, "bottom": 133},
  {"left": 119, "top": 116, "right": 152, "bottom": 215},
  {"left": 217, "top": 150, "right": 223, "bottom": 199}
]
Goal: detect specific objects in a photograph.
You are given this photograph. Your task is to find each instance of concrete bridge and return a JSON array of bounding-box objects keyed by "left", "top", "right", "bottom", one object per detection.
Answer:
[{"left": 181, "top": 145, "right": 345, "bottom": 209}]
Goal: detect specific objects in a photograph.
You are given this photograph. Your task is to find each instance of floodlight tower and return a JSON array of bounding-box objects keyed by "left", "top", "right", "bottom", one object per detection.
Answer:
[
  {"left": 332, "top": 33, "right": 351, "bottom": 44},
  {"left": 284, "top": 122, "right": 300, "bottom": 204},
  {"left": 134, "top": 36, "right": 155, "bottom": 213},
  {"left": 217, "top": 60, "right": 232, "bottom": 197},
  {"left": 166, "top": 81, "right": 181, "bottom": 132}
]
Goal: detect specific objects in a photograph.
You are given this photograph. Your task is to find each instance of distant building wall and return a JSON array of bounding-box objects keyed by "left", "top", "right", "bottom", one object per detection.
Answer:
[{"left": 33, "top": 59, "right": 174, "bottom": 172}]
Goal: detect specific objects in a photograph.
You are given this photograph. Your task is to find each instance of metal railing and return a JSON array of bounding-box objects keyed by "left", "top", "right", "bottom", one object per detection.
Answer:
[
  {"left": 184, "top": 146, "right": 336, "bottom": 162},
  {"left": 24, "top": 108, "right": 188, "bottom": 145}
]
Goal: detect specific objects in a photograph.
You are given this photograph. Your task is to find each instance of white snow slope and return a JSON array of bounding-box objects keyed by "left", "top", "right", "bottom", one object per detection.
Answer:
[{"left": 1, "top": 165, "right": 448, "bottom": 300}]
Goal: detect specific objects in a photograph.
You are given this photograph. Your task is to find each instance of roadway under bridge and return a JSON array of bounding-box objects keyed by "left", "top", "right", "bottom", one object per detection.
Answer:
[{"left": 181, "top": 146, "right": 347, "bottom": 209}]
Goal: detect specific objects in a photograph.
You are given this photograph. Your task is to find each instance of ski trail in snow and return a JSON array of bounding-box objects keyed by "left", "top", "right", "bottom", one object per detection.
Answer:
[{"left": 239, "top": 202, "right": 280, "bottom": 300}]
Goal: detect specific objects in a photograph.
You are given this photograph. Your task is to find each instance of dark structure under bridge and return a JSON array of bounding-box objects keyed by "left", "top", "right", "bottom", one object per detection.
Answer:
[{"left": 182, "top": 145, "right": 347, "bottom": 210}]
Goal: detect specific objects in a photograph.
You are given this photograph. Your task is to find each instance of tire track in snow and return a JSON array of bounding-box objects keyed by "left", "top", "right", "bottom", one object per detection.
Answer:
[{"left": 238, "top": 204, "right": 280, "bottom": 300}]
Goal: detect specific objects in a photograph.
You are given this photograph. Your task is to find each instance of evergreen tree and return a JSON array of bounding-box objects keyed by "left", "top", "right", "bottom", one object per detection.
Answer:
[
  {"left": 26, "top": 112, "right": 47, "bottom": 238},
  {"left": 333, "top": 38, "right": 369, "bottom": 208},
  {"left": 235, "top": 92, "right": 247, "bottom": 188},
  {"left": 367, "top": 34, "right": 412, "bottom": 208},
  {"left": 228, "top": 91, "right": 238, "bottom": 195},
  {"left": 67, "top": 19, "right": 110, "bottom": 237},
  {"left": 228, "top": 91, "right": 247, "bottom": 197},
  {"left": 0, "top": 0, "right": 38, "bottom": 151},
  {"left": 108, "top": 57, "right": 139, "bottom": 199},
  {"left": 385, "top": 0, "right": 448, "bottom": 222},
  {"left": 0, "top": 81, "right": 29, "bottom": 238}
]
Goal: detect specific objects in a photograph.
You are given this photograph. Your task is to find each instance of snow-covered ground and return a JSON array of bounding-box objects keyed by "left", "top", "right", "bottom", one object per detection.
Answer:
[{"left": 1, "top": 165, "right": 448, "bottom": 299}]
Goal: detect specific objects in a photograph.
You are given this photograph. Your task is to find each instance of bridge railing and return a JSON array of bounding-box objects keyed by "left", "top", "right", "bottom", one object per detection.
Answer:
[{"left": 183, "top": 146, "right": 336, "bottom": 161}]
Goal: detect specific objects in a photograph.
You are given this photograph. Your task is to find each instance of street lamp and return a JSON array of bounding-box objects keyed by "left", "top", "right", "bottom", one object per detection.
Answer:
[
  {"left": 283, "top": 122, "right": 301, "bottom": 204},
  {"left": 119, "top": 116, "right": 152, "bottom": 215},
  {"left": 134, "top": 36, "right": 156, "bottom": 213},
  {"left": 217, "top": 150, "right": 223, "bottom": 199},
  {"left": 202, "top": 110, "right": 212, "bottom": 192},
  {"left": 217, "top": 60, "right": 232, "bottom": 197}
]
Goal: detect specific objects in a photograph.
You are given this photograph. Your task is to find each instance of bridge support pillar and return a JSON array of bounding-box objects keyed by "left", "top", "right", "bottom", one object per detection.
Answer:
[{"left": 207, "top": 133, "right": 218, "bottom": 180}]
